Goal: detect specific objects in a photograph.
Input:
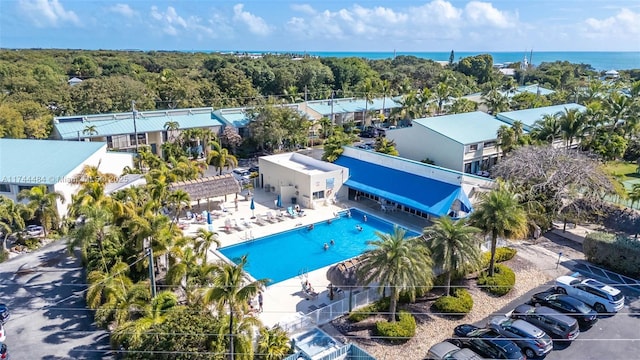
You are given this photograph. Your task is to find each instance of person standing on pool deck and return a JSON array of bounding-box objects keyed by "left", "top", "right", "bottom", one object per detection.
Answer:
[{"left": 258, "top": 292, "right": 263, "bottom": 312}]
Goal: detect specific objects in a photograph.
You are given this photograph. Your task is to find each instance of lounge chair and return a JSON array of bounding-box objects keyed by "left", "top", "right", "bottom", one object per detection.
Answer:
[
  {"left": 254, "top": 215, "right": 266, "bottom": 226},
  {"left": 233, "top": 219, "right": 244, "bottom": 231},
  {"left": 242, "top": 218, "right": 252, "bottom": 228},
  {"left": 287, "top": 206, "right": 297, "bottom": 218},
  {"left": 301, "top": 281, "right": 318, "bottom": 300}
]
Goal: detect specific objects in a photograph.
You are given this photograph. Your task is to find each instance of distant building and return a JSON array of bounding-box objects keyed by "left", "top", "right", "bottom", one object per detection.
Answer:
[
  {"left": 302, "top": 97, "right": 402, "bottom": 126},
  {"left": 496, "top": 103, "right": 586, "bottom": 132},
  {"left": 0, "top": 139, "right": 133, "bottom": 216},
  {"left": 67, "top": 77, "right": 83, "bottom": 86},
  {"left": 52, "top": 107, "right": 225, "bottom": 158}
]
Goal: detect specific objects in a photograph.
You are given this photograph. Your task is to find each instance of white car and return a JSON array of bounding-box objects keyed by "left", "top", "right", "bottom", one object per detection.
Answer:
[
  {"left": 24, "top": 225, "right": 44, "bottom": 237},
  {"left": 555, "top": 275, "right": 625, "bottom": 313}
]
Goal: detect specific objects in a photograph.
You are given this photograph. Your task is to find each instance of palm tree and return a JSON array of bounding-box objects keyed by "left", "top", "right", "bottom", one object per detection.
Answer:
[
  {"left": 358, "top": 78, "right": 375, "bottom": 127},
  {"left": 17, "top": 184, "right": 64, "bottom": 237},
  {"left": 469, "top": 182, "right": 528, "bottom": 276},
  {"left": 483, "top": 89, "right": 511, "bottom": 115},
  {"left": 628, "top": 184, "right": 640, "bottom": 210},
  {"left": 374, "top": 137, "right": 399, "bottom": 156},
  {"left": 256, "top": 326, "right": 291, "bottom": 360},
  {"left": 82, "top": 125, "right": 98, "bottom": 137},
  {"left": 496, "top": 125, "right": 515, "bottom": 157},
  {"left": 531, "top": 114, "right": 562, "bottom": 144},
  {"left": 356, "top": 226, "right": 433, "bottom": 322},
  {"left": 86, "top": 261, "right": 132, "bottom": 310},
  {"left": 192, "top": 228, "right": 220, "bottom": 263},
  {"left": 558, "top": 108, "right": 587, "bottom": 148},
  {"left": 168, "top": 189, "right": 191, "bottom": 222},
  {"left": 203, "top": 255, "right": 269, "bottom": 360},
  {"left": 111, "top": 291, "right": 179, "bottom": 348},
  {"left": 434, "top": 82, "right": 453, "bottom": 115},
  {"left": 68, "top": 205, "right": 112, "bottom": 263},
  {"left": 0, "top": 196, "right": 30, "bottom": 251},
  {"left": 423, "top": 217, "right": 482, "bottom": 296},
  {"left": 208, "top": 145, "right": 238, "bottom": 175}
]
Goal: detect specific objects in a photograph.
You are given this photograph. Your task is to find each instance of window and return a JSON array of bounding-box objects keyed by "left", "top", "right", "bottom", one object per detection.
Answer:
[
  {"left": 484, "top": 141, "right": 497, "bottom": 148},
  {"left": 467, "top": 144, "right": 478, "bottom": 152},
  {"left": 312, "top": 190, "right": 325, "bottom": 200},
  {"left": 0, "top": 184, "right": 10, "bottom": 192}
]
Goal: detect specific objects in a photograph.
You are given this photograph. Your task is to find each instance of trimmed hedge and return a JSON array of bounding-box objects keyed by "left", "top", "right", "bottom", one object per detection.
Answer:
[
  {"left": 375, "top": 311, "right": 416, "bottom": 343},
  {"left": 348, "top": 297, "right": 390, "bottom": 322},
  {"left": 481, "top": 247, "right": 517, "bottom": 268},
  {"left": 432, "top": 288, "right": 473, "bottom": 315},
  {"left": 478, "top": 264, "right": 516, "bottom": 296},
  {"left": 583, "top": 232, "right": 640, "bottom": 278}
]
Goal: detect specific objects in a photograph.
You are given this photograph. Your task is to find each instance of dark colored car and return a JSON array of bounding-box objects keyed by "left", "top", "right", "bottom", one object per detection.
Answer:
[
  {"left": 449, "top": 324, "right": 525, "bottom": 360},
  {"left": 530, "top": 290, "right": 598, "bottom": 328},
  {"left": 0, "top": 343, "right": 7, "bottom": 360},
  {"left": 487, "top": 317, "right": 553, "bottom": 358},
  {"left": 0, "top": 304, "right": 8, "bottom": 324},
  {"left": 512, "top": 304, "right": 579, "bottom": 341},
  {"left": 248, "top": 166, "right": 259, "bottom": 173}
]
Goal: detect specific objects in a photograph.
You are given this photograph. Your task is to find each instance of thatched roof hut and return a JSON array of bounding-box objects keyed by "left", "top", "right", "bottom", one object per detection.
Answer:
[
  {"left": 168, "top": 174, "right": 241, "bottom": 201},
  {"left": 326, "top": 258, "right": 360, "bottom": 288}
]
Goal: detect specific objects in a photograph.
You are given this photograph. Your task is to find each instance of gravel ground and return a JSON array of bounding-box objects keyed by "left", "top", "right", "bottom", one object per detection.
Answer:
[{"left": 331, "top": 255, "right": 553, "bottom": 360}]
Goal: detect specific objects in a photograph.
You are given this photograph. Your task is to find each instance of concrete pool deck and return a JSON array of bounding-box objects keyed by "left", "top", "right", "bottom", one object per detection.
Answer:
[{"left": 181, "top": 187, "right": 431, "bottom": 327}]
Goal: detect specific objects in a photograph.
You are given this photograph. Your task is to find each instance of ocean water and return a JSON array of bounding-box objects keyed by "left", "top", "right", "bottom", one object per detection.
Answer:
[
  {"left": 307, "top": 51, "right": 640, "bottom": 71},
  {"left": 230, "top": 50, "right": 639, "bottom": 71}
]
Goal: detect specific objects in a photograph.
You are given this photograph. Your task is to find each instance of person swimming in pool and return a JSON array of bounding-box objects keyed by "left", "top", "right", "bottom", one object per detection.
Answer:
[
  {"left": 355, "top": 225, "right": 363, "bottom": 232},
  {"left": 323, "top": 243, "right": 329, "bottom": 251},
  {"left": 330, "top": 239, "right": 335, "bottom": 245}
]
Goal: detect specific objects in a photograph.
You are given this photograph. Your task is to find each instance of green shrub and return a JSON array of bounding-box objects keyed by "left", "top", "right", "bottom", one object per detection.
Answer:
[
  {"left": 18, "top": 237, "right": 41, "bottom": 250},
  {"left": 375, "top": 311, "right": 416, "bottom": 343},
  {"left": 432, "top": 288, "right": 473, "bottom": 315},
  {"left": 583, "top": 232, "right": 640, "bottom": 278},
  {"left": 481, "top": 247, "right": 517, "bottom": 268},
  {"left": 478, "top": 264, "right": 516, "bottom": 296},
  {"left": 399, "top": 283, "right": 432, "bottom": 303},
  {"left": 348, "top": 297, "right": 390, "bottom": 322},
  {"left": 0, "top": 250, "right": 8, "bottom": 263}
]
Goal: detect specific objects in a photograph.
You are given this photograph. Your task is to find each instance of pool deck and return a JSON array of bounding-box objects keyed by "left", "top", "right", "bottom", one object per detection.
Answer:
[{"left": 181, "top": 187, "right": 431, "bottom": 328}]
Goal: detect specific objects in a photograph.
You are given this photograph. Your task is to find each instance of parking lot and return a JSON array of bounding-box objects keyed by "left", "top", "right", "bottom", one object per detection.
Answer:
[{"left": 474, "top": 275, "right": 640, "bottom": 360}]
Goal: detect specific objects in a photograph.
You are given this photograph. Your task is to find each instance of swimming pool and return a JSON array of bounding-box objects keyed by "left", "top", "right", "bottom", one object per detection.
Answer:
[{"left": 219, "top": 208, "right": 420, "bottom": 284}]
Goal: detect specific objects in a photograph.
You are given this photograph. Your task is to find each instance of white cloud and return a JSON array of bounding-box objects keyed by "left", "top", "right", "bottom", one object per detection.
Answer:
[
  {"left": 584, "top": 8, "right": 640, "bottom": 36},
  {"left": 464, "top": 1, "right": 515, "bottom": 28},
  {"left": 291, "top": 4, "right": 316, "bottom": 15},
  {"left": 233, "top": 4, "right": 272, "bottom": 36},
  {"left": 18, "top": 0, "right": 80, "bottom": 27},
  {"left": 148, "top": 5, "right": 216, "bottom": 38},
  {"left": 109, "top": 3, "right": 136, "bottom": 18}
]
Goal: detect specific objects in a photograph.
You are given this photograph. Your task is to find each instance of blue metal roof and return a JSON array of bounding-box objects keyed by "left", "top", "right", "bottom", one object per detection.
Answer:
[
  {"left": 334, "top": 155, "right": 472, "bottom": 217},
  {"left": 306, "top": 97, "right": 401, "bottom": 116},
  {"left": 0, "top": 139, "right": 106, "bottom": 185},
  {"left": 213, "top": 108, "right": 252, "bottom": 128},
  {"left": 497, "top": 103, "right": 586, "bottom": 131},
  {"left": 413, "top": 111, "right": 507, "bottom": 144},
  {"left": 53, "top": 107, "right": 224, "bottom": 140},
  {"left": 516, "top": 84, "right": 555, "bottom": 96}
]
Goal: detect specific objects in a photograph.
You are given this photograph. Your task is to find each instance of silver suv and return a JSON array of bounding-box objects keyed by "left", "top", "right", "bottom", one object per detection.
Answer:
[
  {"left": 487, "top": 316, "right": 553, "bottom": 358},
  {"left": 555, "top": 275, "right": 625, "bottom": 313}
]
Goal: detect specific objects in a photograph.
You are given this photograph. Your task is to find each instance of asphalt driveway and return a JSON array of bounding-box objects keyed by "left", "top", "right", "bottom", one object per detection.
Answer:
[{"left": 0, "top": 240, "right": 111, "bottom": 359}]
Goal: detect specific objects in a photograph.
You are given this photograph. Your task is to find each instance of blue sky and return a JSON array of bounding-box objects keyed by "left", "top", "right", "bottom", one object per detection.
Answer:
[{"left": 1, "top": 0, "right": 639, "bottom": 52}]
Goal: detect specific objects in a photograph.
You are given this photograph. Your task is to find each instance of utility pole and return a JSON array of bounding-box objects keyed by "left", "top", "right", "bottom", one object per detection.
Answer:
[
  {"left": 330, "top": 90, "right": 335, "bottom": 125},
  {"left": 132, "top": 100, "right": 139, "bottom": 152},
  {"left": 304, "top": 85, "right": 308, "bottom": 102},
  {"left": 147, "top": 248, "right": 157, "bottom": 298}
]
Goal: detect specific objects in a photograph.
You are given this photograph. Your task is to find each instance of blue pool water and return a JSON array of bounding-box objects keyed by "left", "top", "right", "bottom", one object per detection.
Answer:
[{"left": 219, "top": 208, "right": 420, "bottom": 284}]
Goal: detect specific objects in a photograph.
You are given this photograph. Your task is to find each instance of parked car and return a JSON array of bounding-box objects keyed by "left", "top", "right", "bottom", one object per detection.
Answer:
[
  {"left": 555, "top": 275, "right": 625, "bottom": 313},
  {"left": 24, "top": 225, "right": 44, "bottom": 237},
  {"left": 0, "top": 304, "right": 8, "bottom": 324},
  {"left": 0, "top": 343, "right": 7, "bottom": 360},
  {"left": 487, "top": 316, "right": 553, "bottom": 358},
  {"left": 529, "top": 290, "right": 598, "bottom": 328},
  {"left": 449, "top": 324, "right": 525, "bottom": 360},
  {"left": 248, "top": 166, "right": 259, "bottom": 173},
  {"left": 425, "top": 341, "right": 484, "bottom": 360},
  {"left": 232, "top": 168, "right": 252, "bottom": 184},
  {"left": 511, "top": 304, "right": 579, "bottom": 341},
  {"left": 0, "top": 323, "right": 5, "bottom": 343}
]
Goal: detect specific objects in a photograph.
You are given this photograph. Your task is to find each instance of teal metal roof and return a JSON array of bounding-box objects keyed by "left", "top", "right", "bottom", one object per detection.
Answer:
[
  {"left": 306, "top": 97, "right": 401, "bottom": 116},
  {"left": 0, "top": 139, "right": 106, "bottom": 185},
  {"left": 496, "top": 103, "right": 586, "bottom": 131},
  {"left": 516, "top": 84, "right": 555, "bottom": 96},
  {"left": 413, "top": 111, "right": 507, "bottom": 145},
  {"left": 213, "top": 108, "right": 252, "bottom": 128},
  {"left": 53, "top": 107, "right": 223, "bottom": 140}
]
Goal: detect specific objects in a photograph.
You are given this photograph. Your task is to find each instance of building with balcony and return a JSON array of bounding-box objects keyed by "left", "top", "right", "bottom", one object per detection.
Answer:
[
  {"left": 52, "top": 107, "right": 225, "bottom": 158},
  {"left": 386, "top": 111, "right": 509, "bottom": 174},
  {"left": 302, "top": 97, "right": 402, "bottom": 126}
]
